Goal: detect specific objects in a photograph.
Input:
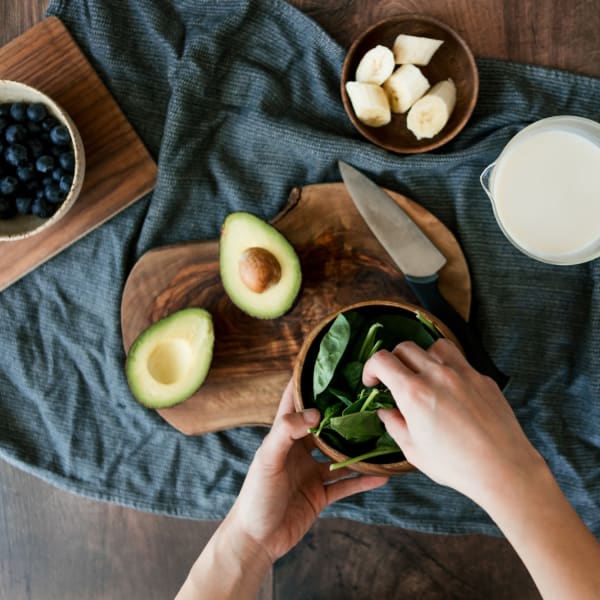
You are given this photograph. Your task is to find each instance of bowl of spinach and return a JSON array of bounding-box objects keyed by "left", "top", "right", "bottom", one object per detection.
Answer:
[{"left": 292, "top": 300, "right": 459, "bottom": 476}]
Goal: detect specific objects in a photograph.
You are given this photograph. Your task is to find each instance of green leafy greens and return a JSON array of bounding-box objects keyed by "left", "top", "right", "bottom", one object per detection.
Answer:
[{"left": 310, "top": 308, "right": 442, "bottom": 470}]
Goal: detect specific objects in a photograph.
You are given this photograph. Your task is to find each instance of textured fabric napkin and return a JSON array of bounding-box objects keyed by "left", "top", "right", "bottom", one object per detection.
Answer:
[{"left": 1, "top": 0, "right": 599, "bottom": 537}]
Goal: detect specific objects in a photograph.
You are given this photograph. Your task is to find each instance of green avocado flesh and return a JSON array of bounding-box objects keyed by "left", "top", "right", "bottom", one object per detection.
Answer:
[
  {"left": 220, "top": 212, "right": 302, "bottom": 319},
  {"left": 126, "top": 308, "right": 214, "bottom": 408}
]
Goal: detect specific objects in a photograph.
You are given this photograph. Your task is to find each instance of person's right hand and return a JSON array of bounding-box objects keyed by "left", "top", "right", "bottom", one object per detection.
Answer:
[{"left": 363, "top": 339, "right": 544, "bottom": 508}]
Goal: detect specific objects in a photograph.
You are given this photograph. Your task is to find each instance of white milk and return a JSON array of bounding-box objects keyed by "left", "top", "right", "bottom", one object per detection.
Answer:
[{"left": 481, "top": 116, "right": 600, "bottom": 265}]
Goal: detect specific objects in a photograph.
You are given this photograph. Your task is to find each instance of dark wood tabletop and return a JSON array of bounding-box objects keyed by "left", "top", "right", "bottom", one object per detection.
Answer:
[{"left": 1, "top": 1, "right": 598, "bottom": 599}]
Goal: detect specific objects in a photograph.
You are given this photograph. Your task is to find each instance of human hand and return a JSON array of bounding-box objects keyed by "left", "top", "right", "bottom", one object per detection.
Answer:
[
  {"left": 227, "top": 380, "right": 388, "bottom": 564},
  {"left": 363, "top": 339, "right": 543, "bottom": 509}
]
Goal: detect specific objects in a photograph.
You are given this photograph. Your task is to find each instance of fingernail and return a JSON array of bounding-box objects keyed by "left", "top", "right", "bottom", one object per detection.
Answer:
[{"left": 302, "top": 408, "right": 320, "bottom": 426}]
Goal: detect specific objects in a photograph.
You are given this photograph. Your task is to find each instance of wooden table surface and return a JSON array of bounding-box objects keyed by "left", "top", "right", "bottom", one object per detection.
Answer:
[{"left": 1, "top": 1, "right": 598, "bottom": 599}]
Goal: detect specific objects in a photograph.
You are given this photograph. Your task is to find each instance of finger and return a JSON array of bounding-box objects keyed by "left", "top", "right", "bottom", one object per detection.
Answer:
[
  {"left": 378, "top": 408, "right": 410, "bottom": 449},
  {"left": 391, "top": 340, "right": 437, "bottom": 373},
  {"left": 427, "top": 338, "right": 470, "bottom": 370},
  {"left": 325, "top": 474, "right": 389, "bottom": 505},
  {"left": 259, "top": 408, "right": 320, "bottom": 471},
  {"left": 274, "top": 379, "right": 295, "bottom": 421},
  {"left": 362, "top": 349, "right": 414, "bottom": 388}
]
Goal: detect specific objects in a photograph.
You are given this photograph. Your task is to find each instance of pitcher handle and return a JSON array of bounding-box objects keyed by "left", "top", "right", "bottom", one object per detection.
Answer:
[{"left": 479, "top": 161, "right": 496, "bottom": 199}]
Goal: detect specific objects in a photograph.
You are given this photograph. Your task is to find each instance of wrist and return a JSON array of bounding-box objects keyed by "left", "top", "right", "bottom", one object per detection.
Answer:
[
  {"left": 223, "top": 503, "right": 274, "bottom": 575},
  {"left": 476, "top": 450, "right": 558, "bottom": 530},
  {"left": 180, "top": 506, "right": 272, "bottom": 600}
]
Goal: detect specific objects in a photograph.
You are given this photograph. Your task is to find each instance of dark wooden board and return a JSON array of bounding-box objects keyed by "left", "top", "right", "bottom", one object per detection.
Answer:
[
  {"left": 0, "top": 17, "right": 157, "bottom": 291},
  {"left": 121, "top": 182, "right": 471, "bottom": 434}
]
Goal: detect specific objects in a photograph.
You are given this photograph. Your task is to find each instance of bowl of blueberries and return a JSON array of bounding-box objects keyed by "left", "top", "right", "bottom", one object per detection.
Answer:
[{"left": 0, "top": 80, "right": 85, "bottom": 241}]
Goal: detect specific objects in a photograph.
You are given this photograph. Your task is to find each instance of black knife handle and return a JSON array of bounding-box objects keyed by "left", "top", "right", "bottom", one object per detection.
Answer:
[{"left": 405, "top": 274, "right": 509, "bottom": 389}]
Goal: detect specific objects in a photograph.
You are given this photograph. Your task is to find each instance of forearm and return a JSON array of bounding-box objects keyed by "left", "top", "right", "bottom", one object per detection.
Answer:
[
  {"left": 175, "top": 509, "right": 272, "bottom": 600},
  {"left": 482, "top": 456, "right": 600, "bottom": 600}
]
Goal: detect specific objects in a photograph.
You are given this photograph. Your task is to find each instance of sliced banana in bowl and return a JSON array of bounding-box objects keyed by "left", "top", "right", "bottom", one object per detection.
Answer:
[{"left": 340, "top": 14, "right": 478, "bottom": 154}]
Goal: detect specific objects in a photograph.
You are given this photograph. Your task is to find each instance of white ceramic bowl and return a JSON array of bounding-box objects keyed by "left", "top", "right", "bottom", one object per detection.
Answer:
[{"left": 0, "top": 80, "right": 85, "bottom": 242}]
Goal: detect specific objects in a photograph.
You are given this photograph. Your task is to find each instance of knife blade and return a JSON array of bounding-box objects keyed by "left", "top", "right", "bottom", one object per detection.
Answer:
[{"left": 339, "top": 161, "right": 508, "bottom": 389}]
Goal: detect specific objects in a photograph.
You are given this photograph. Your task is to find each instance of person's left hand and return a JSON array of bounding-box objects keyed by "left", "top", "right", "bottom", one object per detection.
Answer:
[{"left": 228, "top": 379, "right": 389, "bottom": 563}]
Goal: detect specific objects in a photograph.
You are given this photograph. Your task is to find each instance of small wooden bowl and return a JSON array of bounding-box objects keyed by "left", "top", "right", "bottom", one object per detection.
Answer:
[
  {"left": 292, "top": 300, "right": 459, "bottom": 476},
  {"left": 0, "top": 80, "right": 85, "bottom": 242},
  {"left": 341, "top": 14, "right": 479, "bottom": 154}
]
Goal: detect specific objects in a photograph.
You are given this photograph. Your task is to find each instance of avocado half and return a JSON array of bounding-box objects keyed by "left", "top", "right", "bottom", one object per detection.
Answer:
[
  {"left": 125, "top": 308, "right": 214, "bottom": 408},
  {"left": 220, "top": 212, "right": 302, "bottom": 319}
]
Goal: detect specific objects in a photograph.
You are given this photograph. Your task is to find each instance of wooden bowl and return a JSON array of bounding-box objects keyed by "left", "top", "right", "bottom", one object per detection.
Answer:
[
  {"left": 0, "top": 80, "right": 85, "bottom": 241},
  {"left": 292, "top": 299, "right": 460, "bottom": 476},
  {"left": 341, "top": 14, "right": 479, "bottom": 154}
]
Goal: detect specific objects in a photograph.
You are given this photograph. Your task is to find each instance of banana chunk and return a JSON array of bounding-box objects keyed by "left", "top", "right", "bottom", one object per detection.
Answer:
[
  {"left": 355, "top": 45, "right": 395, "bottom": 85},
  {"left": 382, "top": 64, "right": 430, "bottom": 114},
  {"left": 393, "top": 33, "right": 444, "bottom": 66},
  {"left": 345, "top": 81, "right": 392, "bottom": 127},
  {"left": 407, "top": 78, "right": 457, "bottom": 140}
]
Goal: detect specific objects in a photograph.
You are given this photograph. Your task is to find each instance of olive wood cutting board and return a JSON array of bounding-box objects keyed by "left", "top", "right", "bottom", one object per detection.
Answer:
[
  {"left": 0, "top": 17, "right": 157, "bottom": 291},
  {"left": 121, "top": 183, "right": 471, "bottom": 435}
]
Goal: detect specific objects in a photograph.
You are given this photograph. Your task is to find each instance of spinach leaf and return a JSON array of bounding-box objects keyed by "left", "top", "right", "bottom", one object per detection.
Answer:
[
  {"left": 312, "top": 402, "right": 344, "bottom": 436},
  {"left": 328, "top": 411, "right": 385, "bottom": 442},
  {"left": 377, "top": 314, "right": 436, "bottom": 350},
  {"left": 329, "top": 432, "right": 402, "bottom": 471},
  {"left": 342, "top": 360, "right": 363, "bottom": 392},
  {"left": 327, "top": 387, "right": 354, "bottom": 407},
  {"left": 313, "top": 313, "right": 352, "bottom": 397}
]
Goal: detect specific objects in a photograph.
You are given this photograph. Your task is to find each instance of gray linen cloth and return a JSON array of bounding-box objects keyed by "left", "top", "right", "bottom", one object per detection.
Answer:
[{"left": 0, "top": 0, "right": 598, "bottom": 537}]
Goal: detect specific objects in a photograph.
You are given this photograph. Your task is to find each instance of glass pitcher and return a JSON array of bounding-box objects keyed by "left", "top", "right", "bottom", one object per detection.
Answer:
[{"left": 480, "top": 115, "right": 600, "bottom": 265}]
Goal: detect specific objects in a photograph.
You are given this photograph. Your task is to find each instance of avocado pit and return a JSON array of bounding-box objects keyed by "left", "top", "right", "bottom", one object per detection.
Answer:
[{"left": 239, "top": 247, "right": 282, "bottom": 293}]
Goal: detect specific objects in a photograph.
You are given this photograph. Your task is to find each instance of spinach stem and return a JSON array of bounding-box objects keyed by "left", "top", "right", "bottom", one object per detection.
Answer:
[
  {"left": 358, "top": 323, "right": 383, "bottom": 362},
  {"left": 329, "top": 446, "right": 401, "bottom": 471},
  {"left": 359, "top": 388, "right": 379, "bottom": 412}
]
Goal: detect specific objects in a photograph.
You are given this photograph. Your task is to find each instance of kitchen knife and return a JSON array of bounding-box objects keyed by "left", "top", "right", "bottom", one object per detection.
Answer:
[{"left": 339, "top": 161, "right": 509, "bottom": 389}]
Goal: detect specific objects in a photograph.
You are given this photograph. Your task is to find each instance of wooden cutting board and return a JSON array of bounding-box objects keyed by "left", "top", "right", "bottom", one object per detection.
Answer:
[
  {"left": 121, "top": 183, "right": 471, "bottom": 435},
  {"left": 0, "top": 17, "right": 157, "bottom": 291}
]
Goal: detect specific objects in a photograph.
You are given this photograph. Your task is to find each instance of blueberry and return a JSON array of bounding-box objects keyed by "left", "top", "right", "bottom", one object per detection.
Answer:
[
  {"left": 9, "top": 103, "right": 27, "bottom": 122},
  {"left": 31, "top": 196, "right": 54, "bottom": 218},
  {"left": 36, "top": 155, "right": 55, "bottom": 174},
  {"left": 0, "top": 117, "right": 8, "bottom": 133},
  {"left": 49, "top": 125, "right": 71, "bottom": 146},
  {"left": 26, "top": 103, "right": 48, "bottom": 123},
  {"left": 52, "top": 167, "right": 64, "bottom": 182},
  {"left": 0, "top": 197, "right": 16, "bottom": 219},
  {"left": 41, "top": 115, "right": 58, "bottom": 131},
  {"left": 59, "top": 174, "right": 73, "bottom": 194},
  {"left": 50, "top": 145, "right": 63, "bottom": 157},
  {"left": 5, "top": 143, "right": 28, "bottom": 166},
  {"left": 0, "top": 176, "right": 18, "bottom": 196},
  {"left": 5, "top": 123, "right": 27, "bottom": 144},
  {"left": 44, "top": 182, "right": 63, "bottom": 204},
  {"left": 25, "top": 179, "right": 40, "bottom": 193},
  {"left": 42, "top": 176, "right": 52, "bottom": 186},
  {"left": 0, "top": 104, "right": 10, "bottom": 118},
  {"left": 35, "top": 188, "right": 44, "bottom": 199},
  {"left": 58, "top": 151, "right": 75, "bottom": 172},
  {"left": 26, "top": 121, "right": 43, "bottom": 136},
  {"left": 16, "top": 162, "right": 35, "bottom": 182},
  {"left": 26, "top": 138, "right": 44, "bottom": 159},
  {"left": 15, "top": 196, "right": 33, "bottom": 215}
]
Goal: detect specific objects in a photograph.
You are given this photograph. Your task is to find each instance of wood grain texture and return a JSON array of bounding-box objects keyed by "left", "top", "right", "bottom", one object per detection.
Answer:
[
  {"left": 289, "top": 0, "right": 600, "bottom": 78},
  {"left": 0, "top": 17, "right": 157, "bottom": 291},
  {"left": 0, "top": 459, "right": 272, "bottom": 600},
  {"left": 121, "top": 183, "right": 471, "bottom": 435},
  {"left": 275, "top": 518, "right": 541, "bottom": 599},
  {"left": 1, "top": 2, "right": 598, "bottom": 600}
]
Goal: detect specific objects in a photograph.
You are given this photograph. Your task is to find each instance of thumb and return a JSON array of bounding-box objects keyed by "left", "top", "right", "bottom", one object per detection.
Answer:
[{"left": 259, "top": 409, "right": 320, "bottom": 471}]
